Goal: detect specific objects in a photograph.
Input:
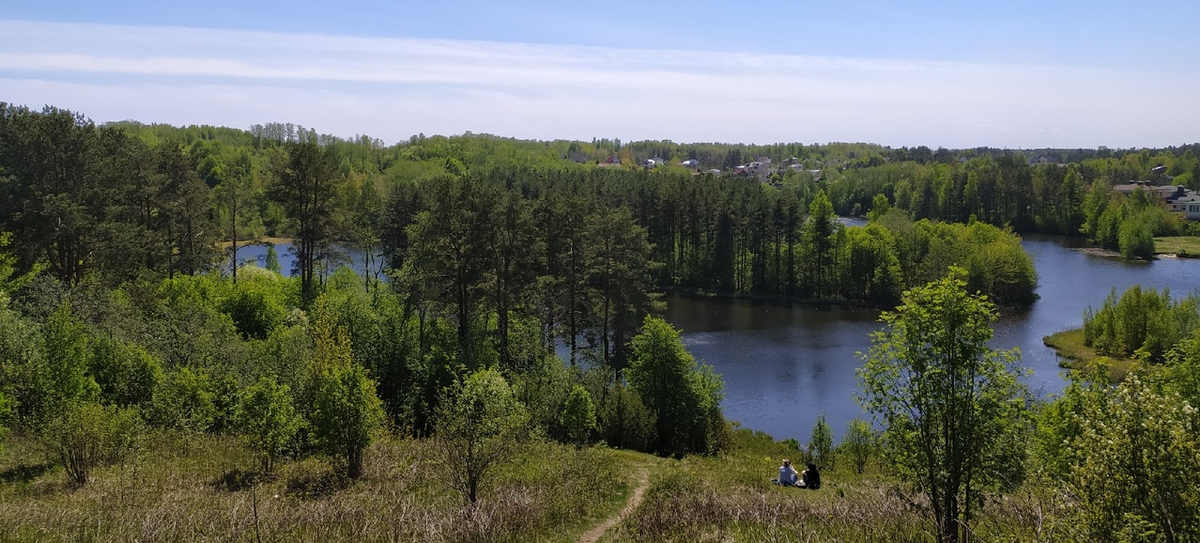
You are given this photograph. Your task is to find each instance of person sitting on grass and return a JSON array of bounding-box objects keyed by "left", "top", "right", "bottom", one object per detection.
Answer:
[
  {"left": 776, "top": 459, "right": 801, "bottom": 487},
  {"left": 799, "top": 462, "right": 821, "bottom": 490}
]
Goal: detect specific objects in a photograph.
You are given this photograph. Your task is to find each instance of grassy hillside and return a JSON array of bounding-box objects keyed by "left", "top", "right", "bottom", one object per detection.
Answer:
[
  {"left": 0, "top": 429, "right": 1063, "bottom": 542},
  {"left": 0, "top": 432, "right": 631, "bottom": 543}
]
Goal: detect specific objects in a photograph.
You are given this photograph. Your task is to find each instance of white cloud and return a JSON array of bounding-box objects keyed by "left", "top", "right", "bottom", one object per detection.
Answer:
[{"left": 1, "top": 19, "right": 1196, "bottom": 148}]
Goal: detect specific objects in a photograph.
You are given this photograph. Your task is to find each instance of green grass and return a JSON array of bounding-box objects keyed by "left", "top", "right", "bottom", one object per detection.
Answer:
[
  {"left": 1154, "top": 235, "right": 1200, "bottom": 257},
  {"left": 1043, "top": 328, "right": 1137, "bottom": 383}
]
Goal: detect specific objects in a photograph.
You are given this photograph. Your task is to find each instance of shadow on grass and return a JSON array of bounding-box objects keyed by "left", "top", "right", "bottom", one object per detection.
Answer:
[
  {"left": 285, "top": 469, "right": 349, "bottom": 499},
  {"left": 0, "top": 462, "right": 54, "bottom": 484},
  {"left": 211, "top": 468, "right": 276, "bottom": 492}
]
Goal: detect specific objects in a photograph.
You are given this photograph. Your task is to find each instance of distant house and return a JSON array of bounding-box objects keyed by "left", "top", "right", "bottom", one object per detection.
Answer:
[
  {"left": 742, "top": 157, "right": 771, "bottom": 179},
  {"left": 1171, "top": 195, "right": 1200, "bottom": 219},
  {"left": 680, "top": 159, "right": 700, "bottom": 169},
  {"left": 1183, "top": 197, "right": 1200, "bottom": 220},
  {"left": 1028, "top": 155, "right": 1056, "bottom": 166},
  {"left": 1112, "top": 182, "right": 1182, "bottom": 202}
]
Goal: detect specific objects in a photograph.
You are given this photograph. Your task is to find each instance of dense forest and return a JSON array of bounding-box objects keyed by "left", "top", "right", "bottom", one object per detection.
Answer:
[
  {"left": 0, "top": 103, "right": 1040, "bottom": 440},
  {"left": 3, "top": 103, "right": 1200, "bottom": 541}
]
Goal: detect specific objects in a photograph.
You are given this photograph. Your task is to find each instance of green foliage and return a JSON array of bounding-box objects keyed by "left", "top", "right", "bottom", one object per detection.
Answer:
[
  {"left": 0, "top": 391, "right": 12, "bottom": 450},
  {"left": 838, "top": 223, "right": 903, "bottom": 305},
  {"left": 512, "top": 354, "right": 575, "bottom": 438},
  {"left": 1119, "top": 210, "right": 1157, "bottom": 259},
  {"left": 0, "top": 231, "right": 39, "bottom": 294},
  {"left": 264, "top": 243, "right": 282, "bottom": 274},
  {"left": 151, "top": 367, "right": 216, "bottom": 438},
  {"left": 219, "top": 271, "right": 288, "bottom": 339},
  {"left": 627, "top": 316, "right": 727, "bottom": 457},
  {"left": 268, "top": 141, "right": 344, "bottom": 305},
  {"left": 436, "top": 367, "right": 530, "bottom": 503},
  {"left": 38, "top": 304, "right": 99, "bottom": 423},
  {"left": 1167, "top": 327, "right": 1200, "bottom": 408},
  {"left": 0, "top": 296, "right": 44, "bottom": 425},
  {"left": 1083, "top": 286, "right": 1200, "bottom": 364},
  {"left": 559, "top": 385, "right": 596, "bottom": 448},
  {"left": 1031, "top": 365, "right": 1110, "bottom": 479},
  {"left": 857, "top": 268, "right": 1032, "bottom": 542},
  {"left": 305, "top": 314, "right": 385, "bottom": 479},
  {"left": 1066, "top": 375, "right": 1200, "bottom": 541},
  {"left": 236, "top": 376, "right": 300, "bottom": 473},
  {"left": 841, "top": 418, "right": 876, "bottom": 474},
  {"left": 42, "top": 401, "right": 143, "bottom": 485},
  {"left": 88, "top": 335, "right": 162, "bottom": 409},
  {"left": 807, "top": 413, "right": 834, "bottom": 468},
  {"left": 597, "top": 381, "right": 656, "bottom": 451},
  {"left": 866, "top": 193, "right": 891, "bottom": 221}
]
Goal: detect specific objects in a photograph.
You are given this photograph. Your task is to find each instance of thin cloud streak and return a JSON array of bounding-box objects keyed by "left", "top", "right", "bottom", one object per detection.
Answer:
[{"left": 1, "top": 20, "right": 1195, "bottom": 148}]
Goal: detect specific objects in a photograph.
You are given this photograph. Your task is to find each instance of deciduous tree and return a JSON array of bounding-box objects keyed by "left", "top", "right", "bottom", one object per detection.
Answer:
[
  {"left": 436, "top": 367, "right": 529, "bottom": 503},
  {"left": 857, "top": 268, "right": 1031, "bottom": 543},
  {"left": 627, "top": 316, "right": 726, "bottom": 457}
]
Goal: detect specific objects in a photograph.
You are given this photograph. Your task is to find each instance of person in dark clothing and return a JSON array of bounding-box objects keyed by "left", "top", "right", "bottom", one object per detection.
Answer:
[{"left": 800, "top": 462, "right": 821, "bottom": 490}]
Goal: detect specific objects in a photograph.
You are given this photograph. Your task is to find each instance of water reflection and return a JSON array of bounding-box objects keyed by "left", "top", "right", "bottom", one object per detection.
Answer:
[{"left": 667, "top": 236, "right": 1200, "bottom": 443}]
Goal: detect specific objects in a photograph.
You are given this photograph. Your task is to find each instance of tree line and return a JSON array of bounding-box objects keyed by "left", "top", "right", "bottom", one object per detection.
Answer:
[
  {"left": 2, "top": 104, "right": 1199, "bottom": 540},
  {"left": 823, "top": 151, "right": 1200, "bottom": 259}
]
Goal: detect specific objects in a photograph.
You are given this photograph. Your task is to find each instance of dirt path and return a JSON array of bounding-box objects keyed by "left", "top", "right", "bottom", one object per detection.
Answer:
[{"left": 577, "top": 465, "right": 650, "bottom": 543}]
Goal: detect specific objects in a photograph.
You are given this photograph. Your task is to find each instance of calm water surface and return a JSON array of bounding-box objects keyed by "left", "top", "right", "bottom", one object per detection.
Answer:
[
  {"left": 665, "top": 236, "right": 1200, "bottom": 442},
  {"left": 232, "top": 237, "right": 1200, "bottom": 443}
]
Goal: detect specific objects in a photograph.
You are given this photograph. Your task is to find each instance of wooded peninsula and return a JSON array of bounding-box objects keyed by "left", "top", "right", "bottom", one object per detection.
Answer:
[{"left": 1, "top": 103, "right": 1199, "bottom": 542}]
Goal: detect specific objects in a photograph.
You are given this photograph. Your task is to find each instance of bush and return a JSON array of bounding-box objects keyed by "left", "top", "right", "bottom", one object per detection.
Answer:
[
  {"left": 236, "top": 376, "right": 300, "bottom": 473},
  {"left": 1067, "top": 375, "right": 1200, "bottom": 541},
  {"left": 220, "top": 273, "right": 288, "bottom": 339},
  {"left": 88, "top": 335, "right": 162, "bottom": 408},
  {"left": 436, "top": 368, "right": 530, "bottom": 503},
  {"left": 559, "top": 385, "right": 596, "bottom": 448},
  {"left": 808, "top": 413, "right": 834, "bottom": 469},
  {"left": 151, "top": 367, "right": 216, "bottom": 440},
  {"left": 627, "top": 316, "right": 727, "bottom": 457},
  {"left": 305, "top": 313, "right": 385, "bottom": 479},
  {"left": 43, "top": 401, "right": 143, "bottom": 485},
  {"left": 841, "top": 418, "right": 876, "bottom": 474},
  {"left": 597, "top": 382, "right": 655, "bottom": 452},
  {"left": 308, "top": 362, "right": 384, "bottom": 479}
]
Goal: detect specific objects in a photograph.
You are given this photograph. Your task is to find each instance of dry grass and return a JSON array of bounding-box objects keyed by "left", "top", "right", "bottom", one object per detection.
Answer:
[
  {"left": 601, "top": 431, "right": 1064, "bottom": 543},
  {"left": 0, "top": 432, "right": 632, "bottom": 543},
  {"left": 0, "top": 428, "right": 1073, "bottom": 543}
]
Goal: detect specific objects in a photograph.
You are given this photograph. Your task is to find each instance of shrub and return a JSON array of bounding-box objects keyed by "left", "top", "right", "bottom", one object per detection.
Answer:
[
  {"left": 43, "top": 401, "right": 143, "bottom": 485},
  {"left": 236, "top": 376, "right": 301, "bottom": 473},
  {"left": 559, "top": 385, "right": 596, "bottom": 448},
  {"left": 1068, "top": 375, "right": 1200, "bottom": 541},
  {"left": 305, "top": 313, "right": 384, "bottom": 479},
  {"left": 436, "top": 368, "right": 529, "bottom": 503},
  {"left": 88, "top": 335, "right": 162, "bottom": 408},
  {"left": 597, "top": 382, "right": 655, "bottom": 452},
  {"left": 841, "top": 418, "right": 876, "bottom": 474},
  {"left": 151, "top": 367, "right": 216, "bottom": 441},
  {"left": 808, "top": 413, "right": 834, "bottom": 469}
]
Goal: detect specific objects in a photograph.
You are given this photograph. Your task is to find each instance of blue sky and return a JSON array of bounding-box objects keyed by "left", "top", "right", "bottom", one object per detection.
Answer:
[{"left": 3, "top": 1, "right": 1198, "bottom": 148}]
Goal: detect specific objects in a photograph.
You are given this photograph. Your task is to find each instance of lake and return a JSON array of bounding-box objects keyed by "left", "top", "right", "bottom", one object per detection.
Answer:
[
  {"left": 230, "top": 235, "right": 1200, "bottom": 443},
  {"left": 666, "top": 235, "right": 1200, "bottom": 442}
]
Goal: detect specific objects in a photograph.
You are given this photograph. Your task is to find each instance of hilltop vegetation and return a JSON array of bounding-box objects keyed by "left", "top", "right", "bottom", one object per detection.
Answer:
[{"left": 1, "top": 104, "right": 1199, "bottom": 541}]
